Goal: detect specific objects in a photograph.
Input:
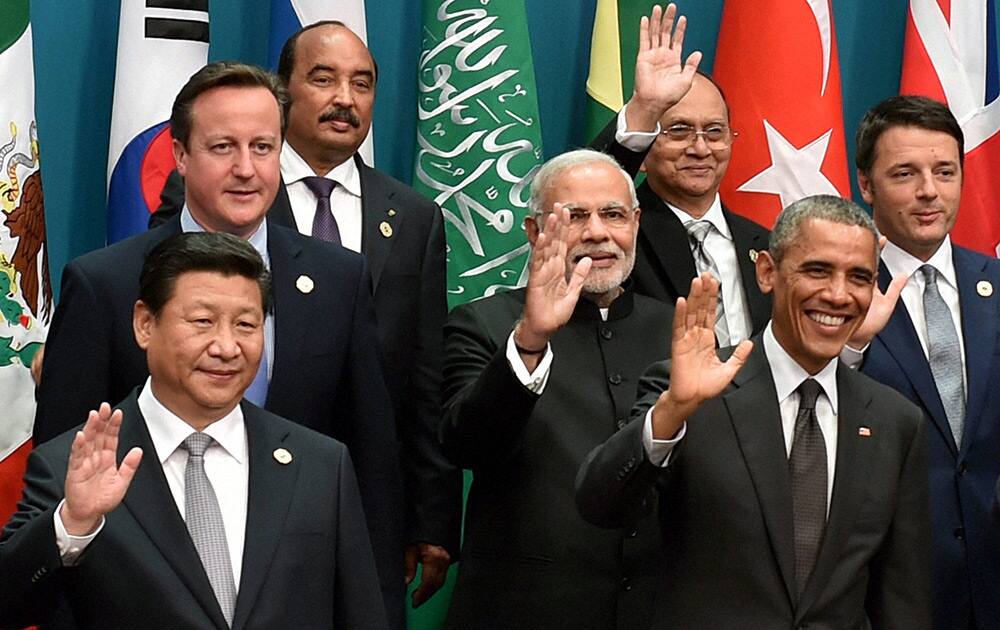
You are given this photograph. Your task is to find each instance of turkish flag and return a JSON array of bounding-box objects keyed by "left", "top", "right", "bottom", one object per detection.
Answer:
[
  {"left": 901, "top": 0, "right": 1000, "bottom": 257},
  {"left": 713, "top": 0, "right": 851, "bottom": 228}
]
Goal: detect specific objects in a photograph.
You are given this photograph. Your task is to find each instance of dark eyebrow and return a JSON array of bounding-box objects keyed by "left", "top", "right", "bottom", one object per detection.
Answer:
[{"left": 306, "top": 64, "right": 375, "bottom": 81}]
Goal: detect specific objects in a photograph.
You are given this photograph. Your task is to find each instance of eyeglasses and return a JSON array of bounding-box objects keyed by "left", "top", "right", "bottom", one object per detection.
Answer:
[
  {"left": 565, "top": 206, "right": 636, "bottom": 229},
  {"left": 659, "top": 124, "right": 737, "bottom": 148}
]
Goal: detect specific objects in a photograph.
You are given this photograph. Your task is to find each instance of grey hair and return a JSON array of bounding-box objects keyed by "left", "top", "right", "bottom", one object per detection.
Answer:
[
  {"left": 527, "top": 149, "right": 638, "bottom": 217},
  {"left": 769, "top": 195, "right": 877, "bottom": 262}
]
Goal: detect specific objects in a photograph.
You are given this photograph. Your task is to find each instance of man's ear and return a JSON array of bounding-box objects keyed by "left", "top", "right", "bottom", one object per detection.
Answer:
[
  {"left": 172, "top": 138, "right": 188, "bottom": 178},
  {"left": 857, "top": 169, "right": 874, "bottom": 205},
  {"left": 133, "top": 300, "right": 155, "bottom": 351},
  {"left": 756, "top": 250, "right": 777, "bottom": 295},
  {"left": 524, "top": 215, "right": 540, "bottom": 246}
]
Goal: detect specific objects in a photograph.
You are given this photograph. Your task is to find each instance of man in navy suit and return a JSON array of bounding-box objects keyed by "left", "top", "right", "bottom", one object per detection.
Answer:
[
  {"left": 2, "top": 232, "right": 386, "bottom": 629},
  {"left": 844, "top": 95, "right": 1000, "bottom": 630},
  {"left": 32, "top": 61, "right": 405, "bottom": 624}
]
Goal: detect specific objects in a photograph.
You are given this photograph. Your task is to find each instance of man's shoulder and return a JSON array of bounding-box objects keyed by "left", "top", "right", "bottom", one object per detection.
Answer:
[
  {"left": 67, "top": 223, "right": 175, "bottom": 277},
  {"left": 953, "top": 243, "right": 1000, "bottom": 276},
  {"left": 359, "top": 160, "right": 439, "bottom": 214},
  {"left": 269, "top": 222, "right": 366, "bottom": 269},
  {"left": 244, "top": 402, "right": 348, "bottom": 458},
  {"left": 451, "top": 287, "right": 525, "bottom": 318},
  {"left": 841, "top": 362, "right": 924, "bottom": 429}
]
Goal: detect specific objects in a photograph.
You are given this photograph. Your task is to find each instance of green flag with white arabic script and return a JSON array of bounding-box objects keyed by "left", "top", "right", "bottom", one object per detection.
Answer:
[{"left": 414, "top": 0, "right": 544, "bottom": 310}]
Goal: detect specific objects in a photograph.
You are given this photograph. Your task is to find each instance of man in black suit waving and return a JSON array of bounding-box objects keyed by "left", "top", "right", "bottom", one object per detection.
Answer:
[{"left": 577, "top": 195, "right": 931, "bottom": 628}]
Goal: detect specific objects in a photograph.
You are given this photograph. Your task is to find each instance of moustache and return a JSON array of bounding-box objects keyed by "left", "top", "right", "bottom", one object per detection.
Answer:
[
  {"left": 319, "top": 107, "right": 360, "bottom": 128},
  {"left": 569, "top": 245, "right": 624, "bottom": 263}
]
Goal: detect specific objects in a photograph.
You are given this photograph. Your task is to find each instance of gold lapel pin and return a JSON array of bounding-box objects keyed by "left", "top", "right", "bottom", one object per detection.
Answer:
[
  {"left": 387, "top": 208, "right": 397, "bottom": 217},
  {"left": 380, "top": 221, "right": 393, "bottom": 238},
  {"left": 296, "top": 274, "right": 314, "bottom": 294},
  {"left": 977, "top": 280, "right": 993, "bottom": 297},
  {"left": 748, "top": 249, "right": 759, "bottom": 263},
  {"left": 273, "top": 448, "right": 293, "bottom": 464}
]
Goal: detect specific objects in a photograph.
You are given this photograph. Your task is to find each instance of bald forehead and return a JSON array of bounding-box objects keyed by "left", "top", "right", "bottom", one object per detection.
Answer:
[
  {"left": 294, "top": 24, "right": 374, "bottom": 73},
  {"left": 662, "top": 74, "right": 729, "bottom": 123}
]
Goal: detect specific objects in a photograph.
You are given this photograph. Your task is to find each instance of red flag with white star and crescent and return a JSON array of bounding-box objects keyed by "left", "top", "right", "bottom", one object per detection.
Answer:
[
  {"left": 901, "top": 0, "right": 1000, "bottom": 257},
  {"left": 713, "top": 0, "right": 851, "bottom": 229}
]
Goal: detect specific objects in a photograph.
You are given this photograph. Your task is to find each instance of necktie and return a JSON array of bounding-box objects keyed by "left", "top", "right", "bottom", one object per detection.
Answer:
[
  {"left": 920, "top": 265, "right": 965, "bottom": 446},
  {"left": 789, "top": 378, "right": 826, "bottom": 598},
  {"left": 302, "top": 176, "right": 341, "bottom": 244},
  {"left": 686, "top": 220, "right": 731, "bottom": 346},
  {"left": 181, "top": 433, "right": 237, "bottom": 626}
]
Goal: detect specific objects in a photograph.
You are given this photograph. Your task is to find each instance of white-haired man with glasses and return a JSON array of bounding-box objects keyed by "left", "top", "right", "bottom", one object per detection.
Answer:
[{"left": 593, "top": 5, "right": 771, "bottom": 346}]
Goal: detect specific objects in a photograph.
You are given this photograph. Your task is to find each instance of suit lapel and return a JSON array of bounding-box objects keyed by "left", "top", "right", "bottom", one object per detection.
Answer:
[
  {"left": 873, "top": 261, "right": 956, "bottom": 453},
  {"left": 231, "top": 404, "right": 300, "bottom": 630},
  {"left": 954, "top": 246, "right": 995, "bottom": 455},
  {"left": 264, "top": 226, "right": 307, "bottom": 409},
  {"left": 722, "top": 343, "right": 797, "bottom": 606},
  {"left": 116, "top": 393, "right": 231, "bottom": 630},
  {"left": 357, "top": 156, "right": 397, "bottom": 292},
  {"left": 796, "top": 365, "right": 877, "bottom": 618},
  {"left": 269, "top": 178, "right": 297, "bottom": 230},
  {"left": 636, "top": 183, "right": 697, "bottom": 297},
  {"left": 724, "top": 206, "right": 771, "bottom": 333}
]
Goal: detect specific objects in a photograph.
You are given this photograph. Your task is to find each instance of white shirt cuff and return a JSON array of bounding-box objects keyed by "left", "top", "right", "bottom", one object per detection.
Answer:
[
  {"left": 642, "top": 408, "right": 686, "bottom": 467},
  {"left": 54, "top": 498, "right": 104, "bottom": 566},
  {"left": 839, "top": 342, "right": 867, "bottom": 370},
  {"left": 614, "top": 104, "right": 660, "bottom": 151},
  {"left": 505, "top": 330, "right": 553, "bottom": 393}
]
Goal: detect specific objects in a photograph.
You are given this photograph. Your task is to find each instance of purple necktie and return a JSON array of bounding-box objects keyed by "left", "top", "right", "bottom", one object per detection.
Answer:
[{"left": 302, "top": 176, "right": 341, "bottom": 244}]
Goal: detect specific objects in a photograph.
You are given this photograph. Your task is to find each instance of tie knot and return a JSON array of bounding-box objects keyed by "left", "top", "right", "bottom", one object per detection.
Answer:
[
  {"left": 181, "top": 432, "right": 213, "bottom": 458},
  {"left": 919, "top": 264, "right": 938, "bottom": 284},
  {"left": 302, "top": 176, "right": 336, "bottom": 199},
  {"left": 686, "top": 220, "right": 713, "bottom": 243},
  {"left": 797, "top": 379, "right": 822, "bottom": 412}
]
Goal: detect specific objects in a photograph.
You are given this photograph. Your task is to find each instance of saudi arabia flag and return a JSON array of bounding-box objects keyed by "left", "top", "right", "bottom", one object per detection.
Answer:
[
  {"left": 414, "top": 0, "right": 545, "bottom": 309},
  {"left": 0, "top": 0, "right": 50, "bottom": 526}
]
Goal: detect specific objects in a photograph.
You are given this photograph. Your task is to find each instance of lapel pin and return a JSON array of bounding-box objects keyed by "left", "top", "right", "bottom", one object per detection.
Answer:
[
  {"left": 977, "top": 280, "right": 993, "bottom": 297},
  {"left": 380, "top": 221, "right": 393, "bottom": 238},
  {"left": 387, "top": 208, "right": 396, "bottom": 217},
  {"left": 273, "top": 448, "right": 293, "bottom": 464},
  {"left": 748, "top": 249, "right": 759, "bottom": 263},
  {"left": 296, "top": 274, "right": 314, "bottom": 294},
  {"left": 858, "top": 426, "right": 872, "bottom": 438}
]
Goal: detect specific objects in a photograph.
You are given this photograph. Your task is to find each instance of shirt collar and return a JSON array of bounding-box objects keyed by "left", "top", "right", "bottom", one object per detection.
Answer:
[
  {"left": 138, "top": 378, "right": 247, "bottom": 464},
  {"left": 881, "top": 234, "right": 955, "bottom": 288},
  {"left": 762, "top": 323, "right": 839, "bottom": 414},
  {"left": 666, "top": 193, "right": 732, "bottom": 240},
  {"left": 180, "top": 205, "right": 270, "bottom": 269},
  {"left": 280, "top": 143, "right": 362, "bottom": 198}
]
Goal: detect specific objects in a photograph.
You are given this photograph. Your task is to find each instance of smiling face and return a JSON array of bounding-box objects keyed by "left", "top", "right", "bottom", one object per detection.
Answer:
[
  {"left": 526, "top": 161, "right": 640, "bottom": 304},
  {"left": 173, "top": 85, "right": 282, "bottom": 238},
  {"left": 858, "top": 125, "right": 962, "bottom": 261},
  {"left": 134, "top": 270, "right": 265, "bottom": 430},
  {"left": 284, "top": 24, "right": 375, "bottom": 173},
  {"left": 642, "top": 74, "right": 732, "bottom": 217},
  {"left": 757, "top": 218, "right": 877, "bottom": 374}
]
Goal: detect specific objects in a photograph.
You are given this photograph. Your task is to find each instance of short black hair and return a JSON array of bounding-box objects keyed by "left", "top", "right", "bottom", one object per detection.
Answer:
[
  {"left": 855, "top": 95, "right": 964, "bottom": 174},
  {"left": 170, "top": 61, "right": 288, "bottom": 149},
  {"left": 139, "top": 232, "right": 272, "bottom": 316},
  {"left": 276, "top": 20, "right": 379, "bottom": 87}
]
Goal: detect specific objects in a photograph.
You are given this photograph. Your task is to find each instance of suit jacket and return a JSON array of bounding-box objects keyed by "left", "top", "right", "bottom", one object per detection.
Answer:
[
  {"left": 155, "top": 158, "right": 462, "bottom": 555},
  {"left": 591, "top": 115, "right": 772, "bottom": 335},
  {"left": 441, "top": 287, "right": 673, "bottom": 630},
  {"left": 2, "top": 392, "right": 386, "bottom": 630},
  {"left": 33, "top": 217, "right": 405, "bottom": 623},
  {"left": 861, "top": 245, "right": 1000, "bottom": 630},
  {"left": 577, "top": 343, "right": 932, "bottom": 629}
]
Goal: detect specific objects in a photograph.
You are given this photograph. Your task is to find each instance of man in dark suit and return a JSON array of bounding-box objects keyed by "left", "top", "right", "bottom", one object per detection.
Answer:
[
  {"left": 591, "top": 48, "right": 770, "bottom": 343},
  {"left": 152, "top": 21, "right": 458, "bottom": 607},
  {"left": 33, "top": 61, "right": 405, "bottom": 624},
  {"left": 577, "top": 195, "right": 931, "bottom": 629},
  {"left": 843, "top": 95, "right": 1000, "bottom": 630},
  {"left": 1, "top": 231, "right": 386, "bottom": 629}
]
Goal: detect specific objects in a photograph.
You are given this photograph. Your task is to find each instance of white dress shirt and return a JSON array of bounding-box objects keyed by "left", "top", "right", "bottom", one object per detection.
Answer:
[
  {"left": 281, "top": 143, "right": 364, "bottom": 253},
  {"left": 614, "top": 105, "right": 753, "bottom": 344},
  {"left": 55, "top": 380, "right": 250, "bottom": 586},
  {"left": 644, "top": 324, "right": 839, "bottom": 511}
]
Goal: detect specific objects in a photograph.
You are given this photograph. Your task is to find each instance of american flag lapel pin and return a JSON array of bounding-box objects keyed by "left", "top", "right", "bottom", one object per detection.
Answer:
[{"left": 858, "top": 426, "right": 872, "bottom": 437}]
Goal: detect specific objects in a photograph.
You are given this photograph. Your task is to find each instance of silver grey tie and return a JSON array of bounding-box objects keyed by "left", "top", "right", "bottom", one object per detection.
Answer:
[
  {"left": 686, "top": 220, "right": 731, "bottom": 346},
  {"left": 181, "top": 432, "right": 237, "bottom": 626},
  {"left": 920, "top": 265, "right": 965, "bottom": 446}
]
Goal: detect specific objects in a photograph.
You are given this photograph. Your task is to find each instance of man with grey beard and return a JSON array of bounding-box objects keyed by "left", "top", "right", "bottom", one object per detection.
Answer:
[{"left": 439, "top": 149, "right": 675, "bottom": 629}]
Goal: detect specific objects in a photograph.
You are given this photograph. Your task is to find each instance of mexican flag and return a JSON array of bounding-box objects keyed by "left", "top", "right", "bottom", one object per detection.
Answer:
[
  {"left": 414, "top": 0, "right": 545, "bottom": 309},
  {"left": 0, "top": 0, "right": 50, "bottom": 527}
]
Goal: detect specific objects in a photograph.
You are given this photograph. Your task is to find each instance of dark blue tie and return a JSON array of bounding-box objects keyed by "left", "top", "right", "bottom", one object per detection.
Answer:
[{"left": 302, "top": 176, "right": 341, "bottom": 244}]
